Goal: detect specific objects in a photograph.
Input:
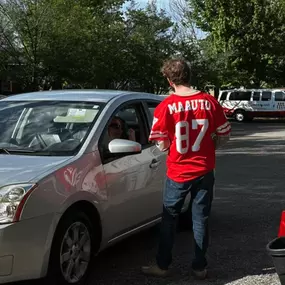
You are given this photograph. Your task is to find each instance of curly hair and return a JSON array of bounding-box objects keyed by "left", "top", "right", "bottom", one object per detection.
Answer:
[{"left": 161, "top": 58, "right": 191, "bottom": 86}]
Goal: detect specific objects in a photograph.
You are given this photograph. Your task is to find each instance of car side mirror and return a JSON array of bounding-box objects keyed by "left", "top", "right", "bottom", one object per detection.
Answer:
[{"left": 108, "top": 139, "right": 142, "bottom": 155}]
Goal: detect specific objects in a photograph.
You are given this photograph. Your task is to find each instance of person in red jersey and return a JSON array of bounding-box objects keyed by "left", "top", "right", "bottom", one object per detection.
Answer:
[{"left": 142, "top": 58, "right": 231, "bottom": 279}]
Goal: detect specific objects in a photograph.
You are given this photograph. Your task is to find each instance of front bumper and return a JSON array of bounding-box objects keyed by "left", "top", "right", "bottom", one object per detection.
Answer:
[{"left": 0, "top": 213, "right": 57, "bottom": 284}]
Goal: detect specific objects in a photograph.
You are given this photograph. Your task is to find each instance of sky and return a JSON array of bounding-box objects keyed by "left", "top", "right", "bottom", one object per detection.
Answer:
[
  {"left": 123, "top": 0, "right": 206, "bottom": 39},
  {"left": 136, "top": 0, "right": 170, "bottom": 10},
  {"left": 123, "top": 0, "right": 171, "bottom": 13}
]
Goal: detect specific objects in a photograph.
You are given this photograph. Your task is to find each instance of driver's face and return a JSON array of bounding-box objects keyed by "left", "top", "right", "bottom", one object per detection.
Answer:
[{"left": 108, "top": 118, "right": 123, "bottom": 139}]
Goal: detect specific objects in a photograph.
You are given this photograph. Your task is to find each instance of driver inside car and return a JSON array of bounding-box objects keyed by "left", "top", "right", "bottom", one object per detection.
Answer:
[{"left": 107, "top": 116, "right": 136, "bottom": 142}]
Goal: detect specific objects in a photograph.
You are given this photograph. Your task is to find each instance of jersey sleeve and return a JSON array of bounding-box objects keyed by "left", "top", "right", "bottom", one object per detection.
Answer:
[
  {"left": 214, "top": 99, "right": 231, "bottom": 136},
  {"left": 149, "top": 103, "right": 169, "bottom": 141}
]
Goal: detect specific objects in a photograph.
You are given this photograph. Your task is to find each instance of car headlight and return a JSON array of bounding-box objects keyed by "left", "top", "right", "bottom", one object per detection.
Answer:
[{"left": 0, "top": 184, "right": 37, "bottom": 224}]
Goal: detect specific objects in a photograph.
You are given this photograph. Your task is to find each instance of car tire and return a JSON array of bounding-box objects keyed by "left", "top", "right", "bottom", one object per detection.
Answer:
[
  {"left": 234, "top": 110, "right": 246, "bottom": 122},
  {"left": 47, "top": 211, "right": 96, "bottom": 285},
  {"left": 178, "top": 202, "right": 193, "bottom": 232}
]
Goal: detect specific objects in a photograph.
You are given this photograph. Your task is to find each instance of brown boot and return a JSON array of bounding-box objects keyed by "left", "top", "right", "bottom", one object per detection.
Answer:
[{"left": 141, "top": 264, "right": 170, "bottom": 277}]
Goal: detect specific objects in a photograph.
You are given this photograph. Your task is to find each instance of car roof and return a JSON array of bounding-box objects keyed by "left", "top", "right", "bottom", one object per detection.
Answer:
[
  {"left": 1, "top": 89, "right": 160, "bottom": 103},
  {"left": 220, "top": 88, "right": 285, "bottom": 92}
]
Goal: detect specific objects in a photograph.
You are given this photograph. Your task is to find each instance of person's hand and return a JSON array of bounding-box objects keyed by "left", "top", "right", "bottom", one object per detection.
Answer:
[
  {"left": 211, "top": 132, "right": 218, "bottom": 148},
  {"left": 128, "top": 128, "right": 136, "bottom": 141},
  {"left": 211, "top": 132, "right": 217, "bottom": 140}
]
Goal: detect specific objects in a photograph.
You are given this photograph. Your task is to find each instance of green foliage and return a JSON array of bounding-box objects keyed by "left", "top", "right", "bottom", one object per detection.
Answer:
[
  {"left": 187, "top": 0, "right": 285, "bottom": 88},
  {"left": 0, "top": 0, "right": 177, "bottom": 93},
  {"left": 2, "top": 0, "right": 285, "bottom": 93}
]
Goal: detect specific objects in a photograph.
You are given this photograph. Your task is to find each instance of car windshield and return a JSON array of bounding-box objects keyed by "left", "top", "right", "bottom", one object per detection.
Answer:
[{"left": 0, "top": 100, "right": 104, "bottom": 156}]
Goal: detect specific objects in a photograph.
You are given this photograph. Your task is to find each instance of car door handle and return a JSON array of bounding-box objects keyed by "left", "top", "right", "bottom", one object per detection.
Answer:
[{"left": 149, "top": 159, "right": 161, "bottom": 169}]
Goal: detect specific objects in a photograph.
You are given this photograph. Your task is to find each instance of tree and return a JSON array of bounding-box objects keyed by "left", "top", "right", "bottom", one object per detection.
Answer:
[
  {"left": 187, "top": 0, "right": 285, "bottom": 87},
  {"left": 0, "top": 0, "right": 127, "bottom": 90},
  {"left": 0, "top": 0, "right": 181, "bottom": 93},
  {"left": 123, "top": 2, "right": 176, "bottom": 93},
  {"left": 0, "top": 0, "right": 56, "bottom": 90}
]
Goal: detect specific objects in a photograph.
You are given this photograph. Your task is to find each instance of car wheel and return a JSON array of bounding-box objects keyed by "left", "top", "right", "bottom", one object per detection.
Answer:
[
  {"left": 178, "top": 202, "right": 193, "bottom": 232},
  {"left": 234, "top": 110, "right": 246, "bottom": 122},
  {"left": 47, "top": 212, "right": 95, "bottom": 285}
]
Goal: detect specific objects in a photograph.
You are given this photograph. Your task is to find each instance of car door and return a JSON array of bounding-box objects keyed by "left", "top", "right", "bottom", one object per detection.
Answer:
[
  {"left": 99, "top": 101, "right": 165, "bottom": 241},
  {"left": 142, "top": 99, "right": 168, "bottom": 203}
]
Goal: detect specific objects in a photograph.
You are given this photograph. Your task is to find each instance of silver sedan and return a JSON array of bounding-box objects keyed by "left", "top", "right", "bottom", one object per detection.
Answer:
[{"left": 0, "top": 90, "right": 191, "bottom": 284}]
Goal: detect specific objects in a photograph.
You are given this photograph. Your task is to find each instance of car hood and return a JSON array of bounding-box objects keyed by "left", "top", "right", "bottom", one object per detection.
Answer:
[{"left": 0, "top": 154, "right": 72, "bottom": 187}]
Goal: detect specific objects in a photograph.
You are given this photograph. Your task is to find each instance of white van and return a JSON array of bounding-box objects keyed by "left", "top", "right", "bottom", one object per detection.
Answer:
[{"left": 218, "top": 88, "right": 285, "bottom": 122}]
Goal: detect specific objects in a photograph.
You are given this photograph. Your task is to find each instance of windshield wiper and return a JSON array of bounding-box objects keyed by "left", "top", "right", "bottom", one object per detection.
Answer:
[
  {"left": 0, "top": 148, "right": 36, "bottom": 155},
  {"left": 0, "top": 148, "right": 11, "bottom": 154},
  {"left": 0, "top": 147, "right": 74, "bottom": 156}
]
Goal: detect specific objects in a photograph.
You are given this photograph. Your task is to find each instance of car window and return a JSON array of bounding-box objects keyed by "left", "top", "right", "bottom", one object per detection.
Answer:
[
  {"left": 143, "top": 100, "right": 161, "bottom": 146},
  {"left": 145, "top": 101, "right": 160, "bottom": 119},
  {"left": 261, "top": 91, "right": 272, "bottom": 101},
  {"left": 99, "top": 102, "right": 149, "bottom": 163},
  {"left": 275, "top": 92, "right": 285, "bottom": 101},
  {"left": 0, "top": 100, "right": 104, "bottom": 155},
  {"left": 253, "top": 92, "right": 260, "bottom": 101},
  {"left": 229, "top": 91, "right": 251, "bottom": 101},
  {"left": 219, "top": 92, "right": 227, "bottom": 100},
  {"left": 228, "top": 92, "right": 236, "bottom": 100}
]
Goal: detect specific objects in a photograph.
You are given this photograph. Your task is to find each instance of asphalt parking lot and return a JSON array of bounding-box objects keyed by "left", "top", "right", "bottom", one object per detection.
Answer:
[{"left": 13, "top": 119, "right": 285, "bottom": 285}]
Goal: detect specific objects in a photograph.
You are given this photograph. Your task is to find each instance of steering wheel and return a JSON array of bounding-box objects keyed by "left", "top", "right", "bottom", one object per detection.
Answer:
[
  {"left": 58, "top": 129, "right": 74, "bottom": 141},
  {"left": 28, "top": 133, "right": 46, "bottom": 149}
]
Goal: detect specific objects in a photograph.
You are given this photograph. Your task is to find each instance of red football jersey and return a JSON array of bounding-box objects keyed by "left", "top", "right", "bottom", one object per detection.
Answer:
[{"left": 149, "top": 91, "right": 231, "bottom": 182}]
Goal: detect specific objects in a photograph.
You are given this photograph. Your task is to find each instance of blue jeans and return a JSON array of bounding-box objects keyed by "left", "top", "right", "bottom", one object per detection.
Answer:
[{"left": 156, "top": 170, "right": 214, "bottom": 271}]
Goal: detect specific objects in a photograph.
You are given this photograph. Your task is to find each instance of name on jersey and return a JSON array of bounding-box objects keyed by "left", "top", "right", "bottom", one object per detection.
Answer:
[{"left": 168, "top": 99, "right": 211, "bottom": 114}]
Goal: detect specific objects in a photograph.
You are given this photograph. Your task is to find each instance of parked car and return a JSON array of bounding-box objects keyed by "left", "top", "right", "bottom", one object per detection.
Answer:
[
  {"left": 218, "top": 88, "right": 285, "bottom": 122},
  {"left": 0, "top": 90, "right": 191, "bottom": 284}
]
